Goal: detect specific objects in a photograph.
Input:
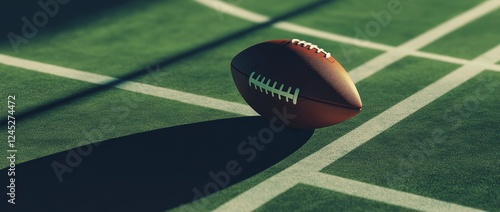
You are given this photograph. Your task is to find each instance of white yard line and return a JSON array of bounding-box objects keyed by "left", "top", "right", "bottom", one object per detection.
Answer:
[
  {"left": 195, "top": 0, "right": 500, "bottom": 75},
  {"left": 0, "top": 54, "right": 257, "bottom": 116},
  {"left": 303, "top": 172, "right": 484, "bottom": 212}
]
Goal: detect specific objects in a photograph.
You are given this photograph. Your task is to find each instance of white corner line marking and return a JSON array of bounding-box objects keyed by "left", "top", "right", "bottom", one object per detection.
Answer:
[
  {"left": 348, "top": 0, "right": 500, "bottom": 82},
  {"left": 195, "top": 0, "right": 500, "bottom": 74},
  {"left": 0, "top": 54, "right": 258, "bottom": 117},
  {"left": 303, "top": 172, "right": 484, "bottom": 212}
]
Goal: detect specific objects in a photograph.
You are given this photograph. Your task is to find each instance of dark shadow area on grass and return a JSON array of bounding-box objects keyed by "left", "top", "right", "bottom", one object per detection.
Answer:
[
  {"left": 0, "top": 0, "right": 151, "bottom": 45},
  {"left": 0, "top": 0, "right": 334, "bottom": 125},
  {"left": 0, "top": 117, "right": 314, "bottom": 212}
]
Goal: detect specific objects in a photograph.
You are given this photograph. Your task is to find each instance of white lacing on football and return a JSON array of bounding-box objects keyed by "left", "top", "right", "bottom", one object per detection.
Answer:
[
  {"left": 291, "top": 38, "right": 331, "bottom": 58},
  {"left": 248, "top": 72, "right": 300, "bottom": 105}
]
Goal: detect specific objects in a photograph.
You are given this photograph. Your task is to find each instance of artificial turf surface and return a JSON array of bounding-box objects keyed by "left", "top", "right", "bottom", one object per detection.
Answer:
[{"left": 421, "top": 9, "right": 500, "bottom": 60}]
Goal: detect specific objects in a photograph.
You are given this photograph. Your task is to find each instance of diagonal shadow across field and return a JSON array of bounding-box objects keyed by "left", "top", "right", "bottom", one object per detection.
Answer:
[
  {"left": 0, "top": 0, "right": 147, "bottom": 43},
  {"left": 0, "top": 117, "right": 314, "bottom": 211},
  {"left": 1, "top": 0, "right": 333, "bottom": 123}
]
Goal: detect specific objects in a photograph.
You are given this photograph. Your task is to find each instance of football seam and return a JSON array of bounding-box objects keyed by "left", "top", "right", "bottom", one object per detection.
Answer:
[
  {"left": 248, "top": 71, "right": 300, "bottom": 105},
  {"left": 231, "top": 64, "right": 360, "bottom": 110}
]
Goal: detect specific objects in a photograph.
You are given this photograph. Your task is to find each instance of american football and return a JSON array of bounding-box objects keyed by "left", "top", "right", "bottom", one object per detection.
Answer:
[
  {"left": 231, "top": 39, "right": 362, "bottom": 129},
  {"left": 2, "top": 0, "right": 498, "bottom": 211}
]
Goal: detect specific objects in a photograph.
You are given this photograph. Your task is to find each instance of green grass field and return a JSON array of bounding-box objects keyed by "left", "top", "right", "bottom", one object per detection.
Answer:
[{"left": 1, "top": 0, "right": 499, "bottom": 211}]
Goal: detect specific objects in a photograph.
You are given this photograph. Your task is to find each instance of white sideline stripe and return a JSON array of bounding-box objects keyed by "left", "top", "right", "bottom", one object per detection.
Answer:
[
  {"left": 303, "top": 173, "right": 484, "bottom": 212},
  {"left": 213, "top": 42, "right": 500, "bottom": 211},
  {"left": 0, "top": 54, "right": 258, "bottom": 116},
  {"left": 195, "top": 0, "right": 500, "bottom": 74}
]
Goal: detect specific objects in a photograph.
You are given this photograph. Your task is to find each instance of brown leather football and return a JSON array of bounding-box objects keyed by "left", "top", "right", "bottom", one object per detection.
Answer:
[{"left": 231, "top": 39, "right": 362, "bottom": 129}]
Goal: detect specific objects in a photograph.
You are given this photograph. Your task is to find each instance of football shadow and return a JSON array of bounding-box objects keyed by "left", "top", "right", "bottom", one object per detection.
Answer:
[{"left": 1, "top": 117, "right": 314, "bottom": 212}]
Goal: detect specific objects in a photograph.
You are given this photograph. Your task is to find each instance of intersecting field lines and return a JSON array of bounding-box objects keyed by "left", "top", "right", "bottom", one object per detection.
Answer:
[
  {"left": 196, "top": 0, "right": 500, "bottom": 74},
  {"left": 299, "top": 44, "right": 500, "bottom": 212},
  {"left": 206, "top": 1, "right": 500, "bottom": 211}
]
